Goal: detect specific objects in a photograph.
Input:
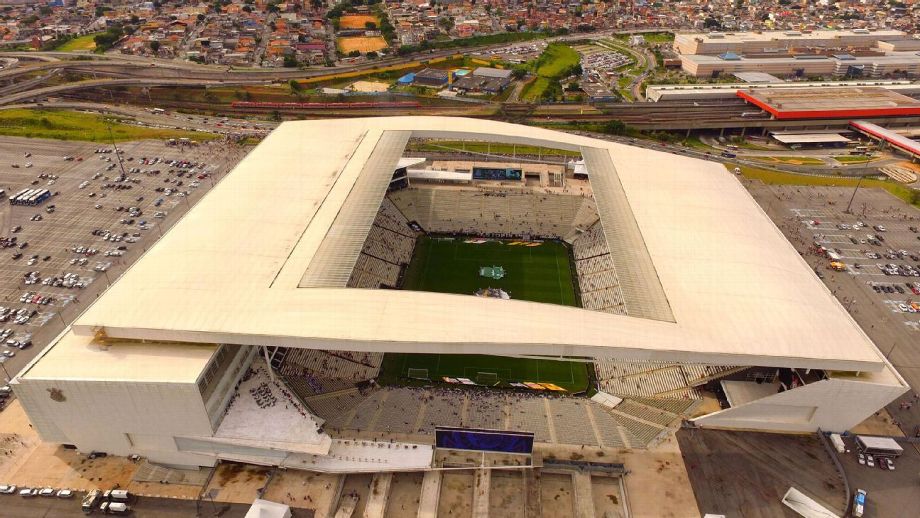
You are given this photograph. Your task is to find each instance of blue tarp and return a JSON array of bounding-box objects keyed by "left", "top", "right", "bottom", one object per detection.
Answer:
[{"left": 397, "top": 72, "right": 416, "bottom": 84}]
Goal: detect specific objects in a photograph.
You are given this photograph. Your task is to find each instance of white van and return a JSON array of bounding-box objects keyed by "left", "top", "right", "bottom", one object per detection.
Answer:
[{"left": 109, "top": 489, "right": 130, "bottom": 501}]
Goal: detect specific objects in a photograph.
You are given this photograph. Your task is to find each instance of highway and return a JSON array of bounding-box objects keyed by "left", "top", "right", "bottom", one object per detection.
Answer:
[{"left": 0, "top": 77, "right": 270, "bottom": 106}]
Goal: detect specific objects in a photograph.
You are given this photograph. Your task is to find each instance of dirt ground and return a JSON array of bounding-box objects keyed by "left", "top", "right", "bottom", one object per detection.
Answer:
[
  {"left": 338, "top": 14, "right": 379, "bottom": 30},
  {"left": 204, "top": 462, "right": 271, "bottom": 504},
  {"left": 438, "top": 470, "right": 474, "bottom": 518},
  {"left": 337, "top": 36, "right": 388, "bottom": 54}
]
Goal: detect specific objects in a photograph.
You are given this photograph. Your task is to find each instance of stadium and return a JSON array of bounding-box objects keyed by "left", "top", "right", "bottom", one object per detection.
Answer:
[{"left": 10, "top": 117, "right": 908, "bottom": 471}]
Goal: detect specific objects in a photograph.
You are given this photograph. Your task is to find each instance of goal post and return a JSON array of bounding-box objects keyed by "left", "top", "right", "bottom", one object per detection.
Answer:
[
  {"left": 475, "top": 372, "right": 500, "bottom": 385},
  {"left": 407, "top": 368, "right": 430, "bottom": 380}
]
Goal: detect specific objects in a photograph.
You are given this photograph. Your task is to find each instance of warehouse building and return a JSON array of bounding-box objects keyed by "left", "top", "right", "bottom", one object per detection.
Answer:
[{"left": 674, "top": 29, "right": 909, "bottom": 56}]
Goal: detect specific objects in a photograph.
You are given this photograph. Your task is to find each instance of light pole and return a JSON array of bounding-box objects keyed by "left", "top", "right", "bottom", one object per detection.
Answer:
[
  {"left": 0, "top": 357, "right": 11, "bottom": 382},
  {"left": 845, "top": 151, "right": 871, "bottom": 214}
]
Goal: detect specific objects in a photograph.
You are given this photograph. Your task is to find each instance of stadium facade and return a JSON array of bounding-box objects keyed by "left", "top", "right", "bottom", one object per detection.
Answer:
[{"left": 11, "top": 117, "right": 908, "bottom": 469}]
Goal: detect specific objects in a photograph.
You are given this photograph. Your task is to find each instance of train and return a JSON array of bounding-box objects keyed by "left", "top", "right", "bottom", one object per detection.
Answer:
[{"left": 230, "top": 101, "right": 422, "bottom": 110}]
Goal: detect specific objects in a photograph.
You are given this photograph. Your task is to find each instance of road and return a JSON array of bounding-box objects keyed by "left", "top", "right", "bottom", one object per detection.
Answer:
[
  {"left": 0, "top": 493, "right": 315, "bottom": 517},
  {"left": 0, "top": 77, "right": 270, "bottom": 106}
]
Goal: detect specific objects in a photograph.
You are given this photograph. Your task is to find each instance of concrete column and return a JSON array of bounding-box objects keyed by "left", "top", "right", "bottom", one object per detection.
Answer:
[
  {"left": 472, "top": 469, "right": 491, "bottom": 518},
  {"left": 417, "top": 471, "right": 442, "bottom": 518},
  {"left": 573, "top": 472, "right": 596, "bottom": 518},
  {"left": 363, "top": 473, "right": 392, "bottom": 518}
]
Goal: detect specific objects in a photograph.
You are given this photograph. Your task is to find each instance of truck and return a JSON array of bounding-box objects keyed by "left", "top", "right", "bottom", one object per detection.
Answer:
[
  {"left": 108, "top": 489, "right": 130, "bottom": 501},
  {"left": 828, "top": 261, "right": 846, "bottom": 272},
  {"left": 855, "top": 435, "right": 903, "bottom": 457},
  {"left": 100, "top": 501, "right": 131, "bottom": 514},
  {"left": 81, "top": 489, "right": 100, "bottom": 513}
]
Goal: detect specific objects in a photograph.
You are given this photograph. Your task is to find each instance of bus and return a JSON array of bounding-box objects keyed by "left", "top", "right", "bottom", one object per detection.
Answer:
[{"left": 720, "top": 151, "right": 737, "bottom": 158}]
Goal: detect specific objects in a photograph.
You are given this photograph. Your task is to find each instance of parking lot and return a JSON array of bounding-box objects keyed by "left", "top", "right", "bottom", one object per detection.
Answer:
[
  {"left": 0, "top": 135, "right": 249, "bottom": 394},
  {"left": 833, "top": 433, "right": 920, "bottom": 518}
]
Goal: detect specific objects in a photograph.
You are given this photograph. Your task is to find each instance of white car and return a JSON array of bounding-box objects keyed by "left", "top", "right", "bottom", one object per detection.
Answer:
[
  {"left": 0, "top": 484, "right": 16, "bottom": 494},
  {"left": 899, "top": 303, "right": 910, "bottom": 313},
  {"left": 19, "top": 488, "right": 37, "bottom": 497},
  {"left": 2, "top": 350, "right": 14, "bottom": 358},
  {"left": 866, "top": 454, "right": 875, "bottom": 468},
  {"left": 56, "top": 489, "right": 73, "bottom": 498},
  {"left": 38, "top": 488, "right": 55, "bottom": 497}
]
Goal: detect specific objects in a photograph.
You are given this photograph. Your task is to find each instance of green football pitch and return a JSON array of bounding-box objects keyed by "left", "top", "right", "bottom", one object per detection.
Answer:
[
  {"left": 401, "top": 236, "right": 577, "bottom": 305},
  {"left": 381, "top": 236, "right": 589, "bottom": 393}
]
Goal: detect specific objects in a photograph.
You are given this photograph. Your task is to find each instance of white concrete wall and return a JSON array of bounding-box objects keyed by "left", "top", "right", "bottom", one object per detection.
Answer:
[
  {"left": 13, "top": 377, "right": 217, "bottom": 466},
  {"left": 692, "top": 373, "right": 907, "bottom": 433}
]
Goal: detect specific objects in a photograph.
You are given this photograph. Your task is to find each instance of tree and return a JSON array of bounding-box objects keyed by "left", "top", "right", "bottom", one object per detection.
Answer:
[
  {"left": 511, "top": 65, "right": 528, "bottom": 79},
  {"left": 150, "top": 40, "right": 160, "bottom": 53},
  {"left": 348, "top": 50, "right": 360, "bottom": 57},
  {"left": 366, "top": 51, "right": 378, "bottom": 59},
  {"left": 365, "top": 21, "right": 377, "bottom": 30},
  {"left": 603, "top": 120, "right": 628, "bottom": 135},
  {"left": 283, "top": 55, "right": 298, "bottom": 68}
]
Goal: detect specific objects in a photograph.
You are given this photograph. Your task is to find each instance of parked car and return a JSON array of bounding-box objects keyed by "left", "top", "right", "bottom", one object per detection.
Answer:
[
  {"left": 0, "top": 484, "right": 16, "bottom": 494},
  {"left": 853, "top": 489, "right": 867, "bottom": 517},
  {"left": 56, "top": 489, "right": 73, "bottom": 498}
]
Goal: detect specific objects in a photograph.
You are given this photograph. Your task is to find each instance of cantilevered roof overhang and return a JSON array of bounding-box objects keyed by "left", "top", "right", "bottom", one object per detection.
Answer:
[{"left": 69, "top": 117, "right": 888, "bottom": 372}]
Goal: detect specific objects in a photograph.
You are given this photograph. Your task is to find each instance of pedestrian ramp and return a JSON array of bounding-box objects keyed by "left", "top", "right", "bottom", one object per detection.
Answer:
[
  {"left": 132, "top": 460, "right": 212, "bottom": 486},
  {"left": 879, "top": 166, "right": 918, "bottom": 184}
]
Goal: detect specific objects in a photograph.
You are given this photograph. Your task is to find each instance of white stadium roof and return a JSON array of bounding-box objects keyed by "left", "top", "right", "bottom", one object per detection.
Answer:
[{"left": 26, "top": 117, "right": 891, "bottom": 379}]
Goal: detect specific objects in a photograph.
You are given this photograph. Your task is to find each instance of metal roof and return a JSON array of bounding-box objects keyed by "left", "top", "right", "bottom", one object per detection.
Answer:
[{"left": 43, "top": 117, "right": 891, "bottom": 373}]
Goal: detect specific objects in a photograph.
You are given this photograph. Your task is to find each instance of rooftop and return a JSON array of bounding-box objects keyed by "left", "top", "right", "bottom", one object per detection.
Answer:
[
  {"left": 21, "top": 330, "right": 217, "bottom": 383},
  {"left": 676, "top": 29, "right": 907, "bottom": 44},
  {"left": 738, "top": 86, "right": 920, "bottom": 119},
  {"left": 54, "top": 117, "right": 889, "bottom": 373}
]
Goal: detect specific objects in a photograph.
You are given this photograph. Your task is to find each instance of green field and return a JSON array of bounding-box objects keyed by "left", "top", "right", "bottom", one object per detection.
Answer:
[
  {"left": 381, "top": 236, "right": 589, "bottom": 392},
  {"left": 521, "top": 44, "right": 580, "bottom": 101},
  {"left": 0, "top": 109, "right": 218, "bottom": 142},
  {"left": 402, "top": 236, "right": 577, "bottom": 305},
  {"left": 54, "top": 33, "right": 99, "bottom": 51},
  {"left": 730, "top": 164, "right": 920, "bottom": 208}
]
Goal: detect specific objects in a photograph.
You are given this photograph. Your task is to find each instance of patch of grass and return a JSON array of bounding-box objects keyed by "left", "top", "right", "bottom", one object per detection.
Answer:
[
  {"left": 379, "top": 352, "right": 589, "bottom": 393},
  {"left": 750, "top": 156, "right": 825, "bottom": 166},
  {"left": 54, "top": 33, "right": 99, "bottom": 52},
  {"left": 833, "top": 155, "right": 878, "bottom": 164},
  {"left": 383, "top": 235, "right": 587, "bottom": 392},
  {"left": 402, "top": 236, "right": 577, "bottom": 305},
  {"left": 521, "top": 44, "right": 580, "bottom": 102},
  {"left": 0, "top": 109, "right": 217, "bottom": 142},
  {"left": 731, "top": 164, "right": 920, "bottom": 208},
  {"left": 641, "top": 32, "right": 674, "bottom": 44}
]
